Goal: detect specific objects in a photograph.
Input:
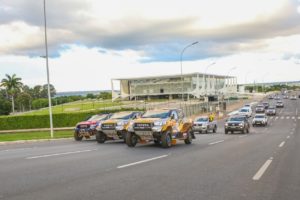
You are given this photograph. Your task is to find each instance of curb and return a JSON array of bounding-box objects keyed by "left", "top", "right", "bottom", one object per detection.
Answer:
[{"left": 0, "top": 138, "right": 73, "bottom": 146}]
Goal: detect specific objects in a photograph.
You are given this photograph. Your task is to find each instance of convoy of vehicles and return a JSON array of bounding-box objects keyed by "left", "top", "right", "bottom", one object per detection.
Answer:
[
  {"left": 74, "top": 114, "right": 112, "bottom": 141},
  {"left": 95, "top": 111, "right": 143, "bottom": 143},
  {"left": 192, "top": 116, "right": 217, "bottom": 134},
  {"left": 73, "top": 91, "right": 297, "bottom": 147},
  {"left": 126, "top": 109, "right": 194, "bottom": 148}
]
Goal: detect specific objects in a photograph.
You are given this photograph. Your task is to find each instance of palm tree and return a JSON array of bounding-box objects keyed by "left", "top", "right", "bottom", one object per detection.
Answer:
[{"left": 0, "top": 74, "right": 23, "bottom": 113}]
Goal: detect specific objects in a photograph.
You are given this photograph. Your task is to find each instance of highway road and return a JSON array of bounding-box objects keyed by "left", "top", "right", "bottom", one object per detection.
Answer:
[{"left": 0, "top": 97, "right": 299, "bottom": 200}]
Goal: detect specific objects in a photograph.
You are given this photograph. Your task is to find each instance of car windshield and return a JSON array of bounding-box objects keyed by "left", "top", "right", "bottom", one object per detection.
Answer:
[
  {"left": 268, "top": 107, "right": 275, "bottom": 110},
  {"left": 277, "top": 101, "right": 283, "bottom": 103},
  {"left": 142, "top": 110, "right": 170, "bottom": 119},
  {"left": 196, "top": 117, "right": 209, "bottom": 122},
  {"left": 257, "top": 106, "right": 264, "bottom": 108},
  {"left": 240, "top": 109, "right": 249, "bottom": 112},
  {"left": 255, "top": 115, "right": 265, "bottom": 118},
  {"left": 87, "top": 114, "right": 108, "bottom": 121},
  {"left": 229, "top": 117, "right": 244, "bottom": 122},
  {"left": 111, "top": 112, "right": 133, "bottom": 120}
]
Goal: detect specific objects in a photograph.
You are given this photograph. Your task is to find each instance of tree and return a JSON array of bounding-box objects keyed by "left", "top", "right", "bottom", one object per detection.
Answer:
[
  {"left": 86, "top": 93, "right": 96, "bottom": 99},
  {"left": 0, "top": 74, "right": 23, "bottom": 113},
  {"left": 0, "top": 97, "right": 11, "bottom": 115},
  {"left": 16, "top": 92, "right": 32, "bottom": 111},
  {"left": 98, "top": 92, "right": 112, "bottom": 100},
  {"left": 40, "top": 84, "right": 56, "bottom": 98}
]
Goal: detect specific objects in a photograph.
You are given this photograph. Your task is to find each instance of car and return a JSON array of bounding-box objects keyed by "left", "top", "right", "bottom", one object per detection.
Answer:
[
  {"left": 262, "top": 102, "right": 269, "bottom": 109},
  {"left": 252, "top": 114, "right": 268, "bottom": 127},
  {"left": 276, "top": 101, "right": 284, "bottom": 108},
  {"left": 74, "top": 113, "right": 112, "bottom": 141},
  {"left": 192, "top": 116, "right": 217, "bottom": 134},
  {"left": 225, "top": 115, "right": 250, "bottom": 134},
  {"left": 95, "top": 111, "right": 143, "bottom": 143},
  {"left": 283, "top": 95, "right": 289, "bottom": 99},
  {"left": 274, "top": 96, "right": 281, "bottom": 100},
  {"left": 238, "top": 107, "right": 252, "bottom": 117},
  {"left": 265, "top": 106, "right": 276, "bottom": 116},
  {"left": 290, "top": 95, "right": 297, "bottom": 100},
  {"left": 268, "top": 95, "right": 274, "bottom": 100},
  {"left": 126, "top": 109, "right": 194, "bottom": 148},
  {"left": 255, "top": 105, "right": 265, "bottom": 113}
]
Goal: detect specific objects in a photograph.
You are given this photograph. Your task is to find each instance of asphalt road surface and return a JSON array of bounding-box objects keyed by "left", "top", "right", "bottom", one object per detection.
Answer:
[{"left": 0, "top": 97, "right": 299, "bottom": 200}]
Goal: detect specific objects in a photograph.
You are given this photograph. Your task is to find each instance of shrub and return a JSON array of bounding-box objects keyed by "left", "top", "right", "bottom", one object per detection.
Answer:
[{"left": 0, "top": 108, "right": 143, "bottom": 130}]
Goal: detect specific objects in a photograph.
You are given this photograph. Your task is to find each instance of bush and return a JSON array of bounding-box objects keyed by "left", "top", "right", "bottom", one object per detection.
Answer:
[{"left": 0, "top": 108, "right": 143, "bottom": 130}]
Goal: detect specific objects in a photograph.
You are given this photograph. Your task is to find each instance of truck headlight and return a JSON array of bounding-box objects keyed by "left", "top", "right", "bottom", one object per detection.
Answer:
[
  {"left": 117, "top": 121, "right": 126, "bottom": 126},
  {"left": 239, "top": 123, "right": 244, "bottom": 126},
  {"left": 154, "top": 120, "right": 165, "bottom": 126}
]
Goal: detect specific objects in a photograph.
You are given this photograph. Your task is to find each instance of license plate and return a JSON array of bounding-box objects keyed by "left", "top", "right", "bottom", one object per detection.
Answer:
[{"left": 136, "top": 131, "right": 153, "bottom": 136}]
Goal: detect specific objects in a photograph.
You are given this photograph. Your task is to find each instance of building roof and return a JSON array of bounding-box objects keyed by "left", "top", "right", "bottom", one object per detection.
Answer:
[{"left": 112, "top": 72, "right": 235, "bottom": 81}]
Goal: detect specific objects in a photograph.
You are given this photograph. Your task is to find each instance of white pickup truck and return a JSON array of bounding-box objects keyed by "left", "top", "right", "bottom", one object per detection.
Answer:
[{"left": 192, "top": 116, "right": 217, "bottom": 134}]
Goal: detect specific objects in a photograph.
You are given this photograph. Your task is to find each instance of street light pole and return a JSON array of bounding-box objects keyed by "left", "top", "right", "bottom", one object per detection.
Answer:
[
  {"left": 43, "top": 0, "right": 54, "bottom": 138},
  {"left": 180, "top": 41, "right": 198, "bottom": 101}
]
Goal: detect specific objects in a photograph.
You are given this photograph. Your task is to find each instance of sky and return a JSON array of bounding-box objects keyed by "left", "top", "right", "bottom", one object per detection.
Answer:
[{"left": 0, "top": 0, "right": 300, "bottom": 92}]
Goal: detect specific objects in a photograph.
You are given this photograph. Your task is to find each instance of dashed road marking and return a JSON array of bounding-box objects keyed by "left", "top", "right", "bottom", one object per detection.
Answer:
[
  {"left": 270, "top": 117, "right": 274, "bottom": 120},
  {"left": 292, "top": 116, "right": 295, "bottom": 120},
  {"left": 275, "top": 117, "right": 278, "bottom": 120},
  {"left": 209, "top": 140, "right": 225, "bottom": 145},
  {"left": 281, "top": 116, "right": 284, "bottom": 119},
  {"left": 298, "top": 117, "right": 300, "bottom": 120},
  {"left": 253, "top": 157, "right": 273, "bottom": 181},
  {"left": 286, "top": 116, "right": 290, "bottom": 119},
  {"left": 279, "top": 141, "right": 285, "bottom": 148},
  {"left": 26, "top": 149, "right": 97, "bottom": 159},
  {"left": 117, "top": 155, "right": 168, "bottom": 169},
  {"left": 287, "top": 136, "right": 290, "bottom": 139}
]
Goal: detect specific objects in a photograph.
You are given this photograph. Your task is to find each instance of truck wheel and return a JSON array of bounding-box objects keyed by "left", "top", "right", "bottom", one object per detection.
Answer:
[
  {"left": 126, "top": 132, "right": 138, "bottom": 147},
  {"left": 96, "top": 131, "right": 106, "bottom": 143},
  {"left": 121, "top": 131, "right": 127, "bottom": 143},
  {"left": 74, "top": 131, "right": 83, "bottom": 141},
  {"left": 213, "top": 125, "right": 217, "bottom": 133},
  {"left": 161, "top": 131, "right": 172, "bottom": 148},
  {"left": 154, "top": 139, "right": 160, "bottom": 145},
  {"left": 241, "top": 129, "right": 245, "bottom": 134},
  {"left": 184, "top": 130, "right": 192, "bottom": 145}
]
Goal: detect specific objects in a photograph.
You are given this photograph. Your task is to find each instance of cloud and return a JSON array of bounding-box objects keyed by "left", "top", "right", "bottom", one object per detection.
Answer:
[{"left": 1, "top": 0, "right": 300, "bottom": 62}]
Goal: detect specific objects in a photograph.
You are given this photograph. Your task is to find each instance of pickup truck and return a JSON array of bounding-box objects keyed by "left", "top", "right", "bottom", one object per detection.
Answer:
[{"left": 192, "top": 116, "right": 217, "bottom": 134}]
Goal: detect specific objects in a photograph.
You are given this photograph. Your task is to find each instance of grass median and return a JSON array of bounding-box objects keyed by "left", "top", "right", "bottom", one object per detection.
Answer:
[{"left": 0, "top": 130, "right": 74, "bottom": 142}]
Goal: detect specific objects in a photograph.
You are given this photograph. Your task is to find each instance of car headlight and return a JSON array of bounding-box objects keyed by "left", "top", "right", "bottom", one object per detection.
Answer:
[
  {"left": 117, "top": 121, "right": 126, "bottom": 126},
  {"left": 239, "top": 123, "right": 244, "bottom": 126},
  {"left": 154, "top": 120, "right": 165, "bottom": 126},
  {"left": 225, "top": 123, "right": 228, "bottom": 126}
]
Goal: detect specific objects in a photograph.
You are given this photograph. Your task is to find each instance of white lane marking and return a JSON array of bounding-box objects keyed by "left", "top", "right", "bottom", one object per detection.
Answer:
[
  {"left": 286, "top": 116, "right": 290, "bottom": 119},
  {"left": 291, "top": 132, "right": 294, "bottom": 135},
  {"left": 281, "top": 116, "right": 284, "bottom": 119},
  {"left": 298, "top": 117, "right": 300, "bottom": 120},
  {"left": 287, "top": 136, "right": 290, "bottom": 139},
  {"left": 26, "top": 149, "right": 97, "bottom": 159},
  {"left": 275, "top": 117, "right": 278, "bottom": 120},
  {"left": 253, "top": 157, "right": 273, "bottom": 181},
  {"left": 0, "top": 147, "right": 35, "bottom": 153},
  {"left": 117, "top": 155, "right": 168, "bottom": 169},
  {"left": 209, "top": 140, "right": 225, "bottom": 145},
  {"left": 270, "top": 117, "right": 274, "bottom": 120},
  {"left": 239, "top": 135, "right": 248, "bottom": 138},
  {"left": 279, "top": 141, "right": 285, "bottom": 148},
  {"left": 292, "top": 116, "right": 295, "bottom": 120},
  {"left": 296, "top": 108, "right": 298, "bottom": 116}
]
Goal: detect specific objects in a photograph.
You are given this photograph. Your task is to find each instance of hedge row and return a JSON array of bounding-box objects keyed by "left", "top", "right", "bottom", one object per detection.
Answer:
[{"left": 0, "top": 108, "right": 142, "bottom": 130}]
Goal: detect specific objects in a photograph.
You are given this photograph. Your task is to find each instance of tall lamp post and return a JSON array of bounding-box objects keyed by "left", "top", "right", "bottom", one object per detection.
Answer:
[
  {"left": 43, "top": 0, "right": 54, "bottom": 138},
  {"left": 180, "top": 41, "right": 198, "bottom": 101}
]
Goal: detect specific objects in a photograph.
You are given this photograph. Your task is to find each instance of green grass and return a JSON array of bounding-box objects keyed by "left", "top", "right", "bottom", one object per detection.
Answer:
[
  {"left": 24, "top": 101, "right": 123, "bottom": 116},
  {"left": 0, "top": 130, "right": 73, "bottom": 142}
]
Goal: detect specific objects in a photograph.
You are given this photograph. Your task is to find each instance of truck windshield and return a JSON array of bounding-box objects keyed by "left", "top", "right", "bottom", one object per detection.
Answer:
[
  {"left": 87, "top": 114, "right": 108, "bottom": 121},
  {"left": 196, "top": 118, "right": 209, "bottom": 122},
  {"left": 111, "top": 112, "right": 133, "bottom": 120},
  {"left": 229, "top": 117, "right": 244, "bottom": 121},
  {"left": 255, "top": 115, "right": 265, "bottom": 119},
  {"left": 142, "top": 111, "right": 170, "bottom": 119}
]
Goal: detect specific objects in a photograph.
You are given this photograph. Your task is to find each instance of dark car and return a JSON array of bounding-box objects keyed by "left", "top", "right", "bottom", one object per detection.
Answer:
[
  {"left": 255, "top": 105, "right": 265, "bottom": 113},
  {"left": 225, "top": 115, "right": 250, "bottom": 134},
  {"left": 262, "top": 102, "right": 269, "bottom": 109},
  {"left": 266, "top": 106, "right": 276, "bottom": 116},
  {"left": 276, "top": 101, "right": 284, "bottom": 108},
  {"left": 74, "top": 113, "right": 112, "bottom": 141}
]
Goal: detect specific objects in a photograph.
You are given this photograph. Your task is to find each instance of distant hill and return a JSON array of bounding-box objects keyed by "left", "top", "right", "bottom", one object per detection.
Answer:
[{"left": 55, "top": 90, "right": 112, "bottom": 97}]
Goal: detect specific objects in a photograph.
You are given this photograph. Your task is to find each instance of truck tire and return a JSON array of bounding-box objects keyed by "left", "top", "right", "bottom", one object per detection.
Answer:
[
  {"left": 126, "top": 132, "right": 138, "bottom": 147},
  {"left": 74, "top": 131, "right": 83, "bottom": 141},
  {"left": 161, "top": 131, "right": 172, "bottom": 148},
  {"left": 184, "top": 130, "right": 192, "bottom": 145},
  {"left": 121, "top": 131, "right": 127, "bottom": 143},
  {"left": 96, "top": 131, "right": 106, "bottom": 143},
  {"left": 213, "top": 125, "right": 217, "bottom": 133}
]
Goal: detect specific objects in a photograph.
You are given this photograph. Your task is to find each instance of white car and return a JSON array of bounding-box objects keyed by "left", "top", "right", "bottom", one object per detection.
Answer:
[
  {"left": 252, "top": 114, "right": 268, "bottom": 127},
  {"left": 238, "top": 107, "right": 252, "bottom": 117}
]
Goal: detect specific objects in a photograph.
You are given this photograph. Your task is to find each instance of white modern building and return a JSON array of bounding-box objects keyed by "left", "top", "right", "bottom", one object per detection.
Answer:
[{"left": 111, "top": 73, "right": 237, "bottom": 101}]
